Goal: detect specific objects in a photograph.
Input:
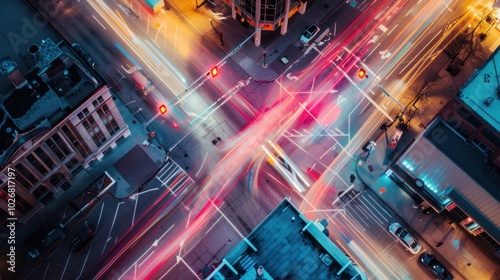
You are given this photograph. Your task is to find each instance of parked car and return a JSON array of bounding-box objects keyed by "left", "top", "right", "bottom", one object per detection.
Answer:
[
  {"left": 300, "top": 24, "right": 320, "bottom": 45},
  {"left": 70, "top": 222, "right": 95, "bottom": 251},
  {"left": 388, "top": 222, "right": 421, "bottom": 254},
  {"left": 26, "top": 228, "right": 63, "bottom": 263},
  {"left": 419, "top": 253, "right": 453, "bottom": 280},
  {"left": 26, "top": 246, "right": 43, "bottom": 263},
  {"left": 71, "top": 43, "right": 95, "bottom": 68}
]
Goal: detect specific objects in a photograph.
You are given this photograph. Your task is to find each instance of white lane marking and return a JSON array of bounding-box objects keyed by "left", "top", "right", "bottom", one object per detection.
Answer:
[
  {"left": 102, "top": 202, "right": 124, "bottom": 255},
  {"left": 92, "top": 15, "right": 107, "bottom": 30}
]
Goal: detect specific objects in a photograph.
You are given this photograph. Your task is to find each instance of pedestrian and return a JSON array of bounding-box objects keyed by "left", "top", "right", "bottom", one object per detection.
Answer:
[{"left": 436, "top": 241, "right": 444, "bottom": 247}]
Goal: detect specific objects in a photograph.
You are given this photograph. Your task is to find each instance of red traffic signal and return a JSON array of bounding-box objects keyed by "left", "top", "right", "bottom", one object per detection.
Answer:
[
  {"left": 210, "top": 66, "right": 219, "bottom": 77},
  {"left": 159, "top": 104, "right": 167, "bottom": 114},
  {"left": 357, "top": 68, "right": 367, "bottom": 79}
]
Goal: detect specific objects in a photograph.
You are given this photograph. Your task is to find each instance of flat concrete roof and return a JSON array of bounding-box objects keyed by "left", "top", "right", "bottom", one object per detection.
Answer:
[
  {"left": 0, "top": 0, "right": 103, "bottom": 168},
  {"left": 396, "top": 118, "right": 500, "bottom": 242},
  {"left": 217, "top": 199, "right": 365, "bottom": 280},
  {"left": 458, "top": 46, "right": 500, "bottom": 133}
]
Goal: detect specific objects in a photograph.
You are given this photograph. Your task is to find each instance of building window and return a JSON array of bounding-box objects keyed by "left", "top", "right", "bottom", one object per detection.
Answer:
[
  {"left": 32, "top": 185, "right": 49, "bottom": 199},
  {"left": 46, "top": 138, "right": 66, "bottom": 161},
  {"left": 52, "top": 133, "right": 71, "bottom": 155},
  {"left": 83, "top": 116, "right": 107, "bottom": 146},
  {"left": 34, "top": 147, "right": 55, "bottom": 170},
  {"left": 27, "top": 154, "right": 48, "bottom": 176},
  {"left": 78, "top": 108, "right": 90, "bottom": 120},
  {"left": 447, "top": 117, "right": 471, "bottom": 139},
  {"left": 11, "top": 176, "right": 30, "bottom": 190},
  {"left": 97, "top": 105, "right": 120, "bottom": 136},
  {"left": 14, "top": 163, "right": 37, "bottom": 186},
  {"left": 62, "top": 126, "right": 89, "bottom": 157},
  {"left": 49, "top": 172, "right": 65, "bottom": 187},
  {"left": 65, "top": 158, "right": 80, "bottom": 171},
  {"left": 1, "top": 188, "right": 32, "bottom": 214},
  {"left": 456, "top": 107, "right": 482, "bottom": 129},
  {"left": 472, "top": 139, "right": 494, "bottom": 155},
  {"left": 92, "top": 96, "right": 105, "bottom": 108},
  {"left": 480, "top": 128, "right": 500, "bottom": 147}
]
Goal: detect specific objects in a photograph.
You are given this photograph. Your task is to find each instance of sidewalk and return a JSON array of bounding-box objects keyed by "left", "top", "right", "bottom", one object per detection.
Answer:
[
  {"left": 17, "top": 92, "right": 165, "bottom": 244},
  {"left": 353, "top": 128, "right": 500, "bottom": 280},
  {"left": 170, "top": 0, "right": 339, "bottom": 83},
  {"left": 344, "top": 21, "right": 500, "bottom": 279}
]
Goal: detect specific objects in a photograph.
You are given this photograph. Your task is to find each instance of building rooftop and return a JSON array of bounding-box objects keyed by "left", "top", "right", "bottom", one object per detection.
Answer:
[
  {"left": 0, "top": 1, "right": 103, "bottom": 168},
  {"left": 458, "top": 46, "right": 500, "bottom": 133},
  {"left": 398, "top": 118, "right": 500, "bottom": 243},
  {"left": 209, "top": 199, "right": 366, "bottom": 280}
]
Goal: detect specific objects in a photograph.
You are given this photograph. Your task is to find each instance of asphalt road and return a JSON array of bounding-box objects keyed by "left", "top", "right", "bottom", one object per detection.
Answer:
[{"left": 19, "top": 0, "right": 482, "bottom": 279}]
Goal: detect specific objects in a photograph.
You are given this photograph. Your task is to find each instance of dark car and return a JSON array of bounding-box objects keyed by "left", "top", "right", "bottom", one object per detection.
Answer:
[
  {"left": 71, "top": 43, "right": 95, "bottom": 68},
  {"left": 26, "top": 246, "right": 43, "bottom": 263},
  {"left": 70, "top": 223, "right": 95, "bottom": 251},
  {"left": 419, "top": 253, "right": 453, "bottom": 280},
  {"left": 26, "top": 228, "right": 63, "bottom": 263}
]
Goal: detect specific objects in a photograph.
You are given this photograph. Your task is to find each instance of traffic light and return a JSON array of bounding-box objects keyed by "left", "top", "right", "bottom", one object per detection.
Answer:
[
  {"left": 209, "top": 66, "right": 219, "bottom": 77},
  {"left": 159, "top": 104, "right": 167, "bottom": 114},
  {"left": 357, "top": 68, "right": 367, "bottom": 79}
]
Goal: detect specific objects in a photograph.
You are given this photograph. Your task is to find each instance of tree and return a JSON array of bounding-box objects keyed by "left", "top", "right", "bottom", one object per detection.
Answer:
[
  {"left": 401, "top": 70, "right": 442, "bottom": 127},
  {"left": 444, "top": 7, "right": 491, "bottom": 75}
]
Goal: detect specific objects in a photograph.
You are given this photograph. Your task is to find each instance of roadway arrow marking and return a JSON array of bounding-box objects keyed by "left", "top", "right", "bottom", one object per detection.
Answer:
[
  {"left": 286, "top": 73, "right": 299, "bottom": 81},
  {"left": 379, "top": 50, "right": 391, "bottom": 59}
]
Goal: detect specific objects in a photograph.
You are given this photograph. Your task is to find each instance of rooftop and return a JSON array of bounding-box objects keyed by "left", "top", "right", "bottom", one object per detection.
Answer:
[
  {"left": 0, "top": 0, "right": 103, "bottom": 168},
  {"left": 458, "top": 46, "right": 500, "bottom": 133},
  {"left": 211, "top": 199, "right": 365, "bottom": 280},
  {"left": 398, "top": 118, "right": 500, "bottom": 243}
]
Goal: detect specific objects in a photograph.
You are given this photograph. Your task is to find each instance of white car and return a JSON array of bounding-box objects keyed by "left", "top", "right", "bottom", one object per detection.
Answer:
[
  {"left": 388, "top": 222, "right": 421, "bottom": 254},
  {"left": 300, "top": 24, "right": 320, "bottom": 45}
]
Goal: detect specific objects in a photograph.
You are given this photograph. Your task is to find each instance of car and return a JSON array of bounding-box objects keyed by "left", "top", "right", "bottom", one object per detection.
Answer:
[
  {"left": 300, "top": 24, "right": 320, "bottom": 45},
  {"left": 71, "top": 43, "right": 95, "bottom": 68},
  {"left": 70, "top": 222, "right": 95, "bottom": 251},
  {"left": 419, "top": 253, "right": 453, "bottom": 280},
  {"left": 26, "top": 228, "right": 63, "bottom": 263},
  {"left": 26, "top": 246, "right": 43, "bottom": 263},
  {"left": 388, "top": 222, "right": 421, "bottom": 254}
]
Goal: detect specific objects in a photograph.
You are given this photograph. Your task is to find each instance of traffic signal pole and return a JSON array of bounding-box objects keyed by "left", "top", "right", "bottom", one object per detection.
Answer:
[
  {"left": 144, "top": 112, "right": 161, "bottom": 127},
  {"left": 377, "top": 85, "right": 405, "bottom": 109}
]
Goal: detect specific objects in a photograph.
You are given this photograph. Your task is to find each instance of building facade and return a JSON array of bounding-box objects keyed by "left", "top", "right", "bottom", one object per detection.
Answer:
[
  {"left": 0, "top": 38, "right": 130, "bottom": 223},
  {"left": 220, "top": 0, "right": 307, "bottom": 45},
  {"left": 386, "top": 47, "right": 500, "bottom": 258}
]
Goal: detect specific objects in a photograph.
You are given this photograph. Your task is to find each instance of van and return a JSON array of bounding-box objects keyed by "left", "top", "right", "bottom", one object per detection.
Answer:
[
  {"left": 121, "top": 65, "right": 154, "bottom": 95},
  {"left": 131, "top": 71, "right": 154, "bottom": 95}
]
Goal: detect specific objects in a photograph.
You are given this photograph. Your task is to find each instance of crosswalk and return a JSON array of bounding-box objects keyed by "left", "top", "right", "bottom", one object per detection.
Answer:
[
  {"left": 335, "top": 190, "right": 393, "bottom": 231},
  {"left": 156, "top": 157, "right": 195, "bottom": 195}
]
